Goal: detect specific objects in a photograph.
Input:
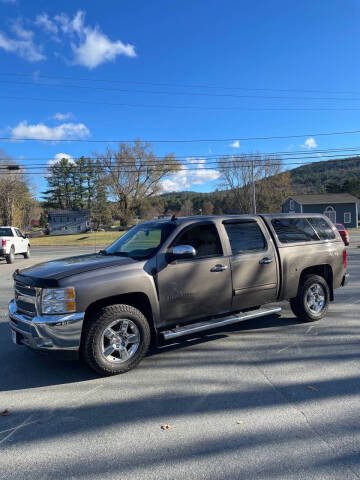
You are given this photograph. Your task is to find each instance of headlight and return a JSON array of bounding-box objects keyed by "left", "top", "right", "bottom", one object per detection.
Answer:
[{"left": 41, "top": 287, "right": 76, "bottom": 314}]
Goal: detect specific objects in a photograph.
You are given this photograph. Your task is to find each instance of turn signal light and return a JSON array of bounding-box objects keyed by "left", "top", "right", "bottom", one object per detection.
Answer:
[{"left": 66, "top": 301, "right": 76, "bottom": 311}]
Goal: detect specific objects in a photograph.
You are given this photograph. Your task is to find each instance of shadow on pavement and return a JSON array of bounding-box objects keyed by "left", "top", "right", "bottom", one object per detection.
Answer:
[{"left": 1, "top": 312, "right": 299, "bottom": 391}]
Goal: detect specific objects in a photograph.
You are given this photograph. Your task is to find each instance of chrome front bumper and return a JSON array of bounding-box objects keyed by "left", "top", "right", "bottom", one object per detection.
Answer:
[{"left": 8, "top": 299, "right": 84, "bottom": 355}]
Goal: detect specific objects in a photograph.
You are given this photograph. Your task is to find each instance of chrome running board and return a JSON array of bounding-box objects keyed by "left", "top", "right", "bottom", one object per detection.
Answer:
[{"left": 161, "top": 307, "right": 282, "bottom": 340}]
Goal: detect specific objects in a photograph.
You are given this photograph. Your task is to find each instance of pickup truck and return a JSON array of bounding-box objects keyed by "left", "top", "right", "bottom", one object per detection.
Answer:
[
  {"left": 9, "top": 214, "right": 348, "bottom": 376},
  {"left": 0, "top": 226, "right": 30, "bottom": 264}
]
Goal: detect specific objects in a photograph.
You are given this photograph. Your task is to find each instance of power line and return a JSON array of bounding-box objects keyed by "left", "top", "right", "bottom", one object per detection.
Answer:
[
  {"left": 2, "top": 71, "right": 360, "bottom": 96},
  {"left": 3, "top": 152, "right": 360, "bottom": 169},
  {"left": 3, "top": 145, "right": 360, "bottom": 162},
  {"left": 2, "top": 127, "right": 360, "bottom": 143},
  {"left": 5, "top": 95, "right": 360, "bottom": 112},
  {"left": 3, "top": 156, "right": 360, "bottom": 174},
  {"left": 2, "top": 79, "right": 360, "bottom": 102}
]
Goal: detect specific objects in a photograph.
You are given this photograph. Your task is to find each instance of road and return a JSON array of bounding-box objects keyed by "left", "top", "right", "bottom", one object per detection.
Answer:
[{"left": 0, "top": 237, "right": 360, "bottom": 479}]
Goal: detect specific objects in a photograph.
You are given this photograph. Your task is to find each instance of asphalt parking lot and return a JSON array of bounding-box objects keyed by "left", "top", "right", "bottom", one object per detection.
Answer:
[{"left": 1, "top": 236, "right": 360, "bottom": 479}]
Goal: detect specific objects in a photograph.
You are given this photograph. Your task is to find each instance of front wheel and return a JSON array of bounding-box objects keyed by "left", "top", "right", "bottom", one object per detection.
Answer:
[
  {"left": 290, "top": 274, "right": 330, "bottom": 322},
  {"left": 23, "top": 246, "right": 30, "bottom": 259},
  {"left": 81, "top": 304, "right": 151, "bottom": 376}
]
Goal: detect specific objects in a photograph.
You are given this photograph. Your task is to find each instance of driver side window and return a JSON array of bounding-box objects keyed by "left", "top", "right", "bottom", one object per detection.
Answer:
[{"left": 173, "top": 223, "right": 222, "bottom": 258}]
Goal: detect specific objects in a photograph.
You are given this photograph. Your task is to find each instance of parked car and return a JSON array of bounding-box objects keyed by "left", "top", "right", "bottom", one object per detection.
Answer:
[
  {"left": 335, "top": 223, "right": 350, "bottom": 246},
  {"left": 9, "top": 214, "right": 348, "bottom": 376},
  {"left": 0, "top": 226, "right": 30, "bottom": 264}
]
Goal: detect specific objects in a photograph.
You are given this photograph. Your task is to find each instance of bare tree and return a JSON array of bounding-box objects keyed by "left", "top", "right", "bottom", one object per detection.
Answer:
[
  {"left": 201, "top": 200, "right": 214, "bottom": 215},
  {"left": 179, "top": 199, "right": 193, "bottom": 216},
  {"left": 99, "top": 140, "right": 179, "bottom": 226},
  {"left": 0, "top": 157, "right": 35, "bottom": 227},
  {"left": 218, "top": 154, "right": 292, "bottom": 213}
]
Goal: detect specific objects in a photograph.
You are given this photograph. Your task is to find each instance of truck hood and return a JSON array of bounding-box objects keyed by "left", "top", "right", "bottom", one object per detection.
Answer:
[{"left": 14, "top": 253, "right": 138, "bottom": 285}]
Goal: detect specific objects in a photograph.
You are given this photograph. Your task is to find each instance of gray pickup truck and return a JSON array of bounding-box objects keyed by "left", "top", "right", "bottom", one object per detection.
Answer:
[{"left": 9, "top": 214, "right": 348, "bottom": 376}]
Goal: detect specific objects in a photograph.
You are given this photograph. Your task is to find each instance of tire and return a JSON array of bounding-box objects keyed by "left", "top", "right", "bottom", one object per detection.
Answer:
[
  {"left": 81, "top": 304, "right": 151, "bottom": 376},
  {"left": 23, "top": 246, "right": 30, "bottom": 259},
  {"left": 290, "top": 274, "right": 330, "bottom": 322},
  {"left": 5, "top": 247, "right": 15, "bottom": 264}
]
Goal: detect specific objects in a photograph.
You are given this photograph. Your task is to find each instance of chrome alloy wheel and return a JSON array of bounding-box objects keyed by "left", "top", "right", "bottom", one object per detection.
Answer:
[
  {"left": 100, "top": 319, "right": 140, "bottom": 363},
  {"left": 306, "top": 283, "right": 325, "bottom": 314}
]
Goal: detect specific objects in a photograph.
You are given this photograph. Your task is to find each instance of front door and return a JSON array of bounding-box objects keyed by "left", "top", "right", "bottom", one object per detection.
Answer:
[
  {"left": 14, "top": 229, "right": 25, "bottom": 253},
  {"left": 157, "top": 222, "right": 232, "bottom": 327},
  {"left": 222, "top": 220, "right": 278, "bottom": 310}
]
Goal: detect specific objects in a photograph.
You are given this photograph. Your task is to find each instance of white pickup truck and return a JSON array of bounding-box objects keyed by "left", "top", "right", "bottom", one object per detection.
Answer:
[{"left": 0, "top": 226, "right": 30, "bottom": 264}]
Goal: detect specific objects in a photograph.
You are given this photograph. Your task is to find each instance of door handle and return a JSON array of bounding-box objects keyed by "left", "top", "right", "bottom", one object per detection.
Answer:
[
  {"left": 259, "top": 257, "right": 274, "bottom": 264},
  {"left": 210, "top": 264, "right": 228, "bottom": 272}
]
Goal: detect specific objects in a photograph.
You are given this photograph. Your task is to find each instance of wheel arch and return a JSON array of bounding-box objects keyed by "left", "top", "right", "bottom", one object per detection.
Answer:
[
  {"left": 299, "top": 265, "right": 334, "bottom": 301},
  {"left": 82, "top": 292, "right": 157, "bottom": 341}
]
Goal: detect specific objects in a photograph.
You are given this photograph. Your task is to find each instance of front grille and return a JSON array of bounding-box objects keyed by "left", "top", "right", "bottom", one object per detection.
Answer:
[
  {"left": 14, "top": 281, "right": 38, "bottom": 318},
  {"left": 16, "top": 299, "right": 36, "bottom": 316},
  {"left": 15, "top": 284, "right": 36, "bottom": 297}
]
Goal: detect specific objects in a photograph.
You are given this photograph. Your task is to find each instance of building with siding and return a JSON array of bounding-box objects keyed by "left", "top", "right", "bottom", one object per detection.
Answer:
[
  {"left": 48, "top": 210, "right": 91, "bottom": 235},
  {"left": 282, "top": 193, "right": 359, "bottom": 228}
]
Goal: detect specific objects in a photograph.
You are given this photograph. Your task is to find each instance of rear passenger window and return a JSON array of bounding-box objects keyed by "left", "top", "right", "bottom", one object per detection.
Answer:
[
  {"left": 224, "top": 221, "right": 266, "bottom": 254},
  {"left": 308, "top": 217, "right": 336, "bottom": 240},
  {"left": 271, "top": 218, "right": 319, "bottom": 243}
]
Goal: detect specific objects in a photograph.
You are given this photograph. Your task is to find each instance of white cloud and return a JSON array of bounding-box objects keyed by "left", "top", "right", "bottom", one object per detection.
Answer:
[
  {"left": 35, "top": 13, "right": 58, "bottom": 35},
  {"left": 301, "top": 137, "right": 317, "bottom": 149},
  {"left": 53, "top": 112, "right": 73, "bottom": 121},
  {"left": 0, "top": 24, "right": 45, "bottom": 62},
  {"left": 47, "top": 152, "right": 75, "bottom": 166},
  {"left": 0, "top": 10, "right": 136, "bottom": 68},
  {"left": 161, "top": 158, "right": 221, "bottom": 193},
  {"left": 10, "top": 19, "right": 33, "bottom": 40},
  {"left": 51, "top": 10, "right": 136, "bottom": 69},
  {"left": 11, "top": 121, "right": 90, "bottom": 141},
  {"left": 72, "top": 29, "right": 136, "bottom": 69},
  {"left": 54, "top": 11, "right": 85, "bottom": 35},
  {"left": 229, "top": 140, "right": 240, "bottom": 148}
]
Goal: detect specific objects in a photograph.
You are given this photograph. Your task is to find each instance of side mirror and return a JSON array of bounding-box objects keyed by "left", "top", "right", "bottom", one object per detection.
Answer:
[{"left": 169, "top": 244, "right": 196, "bottom": 260}]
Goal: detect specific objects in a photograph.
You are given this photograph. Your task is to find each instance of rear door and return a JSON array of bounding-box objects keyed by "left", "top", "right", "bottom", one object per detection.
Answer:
[
  {"left": 222, "top": 219, "right": 278, "bottom": 310},
  {"left": 156, "top": 222, "right": 232, "bottom": 326}
]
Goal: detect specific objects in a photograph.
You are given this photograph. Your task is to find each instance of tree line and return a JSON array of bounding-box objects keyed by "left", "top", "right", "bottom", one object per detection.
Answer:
[
  {"left": 42, "top": 142, "right": 292, "bottom": 226},
  {"left": 0, "top": 140, "right": 294, "bottom": 229}
]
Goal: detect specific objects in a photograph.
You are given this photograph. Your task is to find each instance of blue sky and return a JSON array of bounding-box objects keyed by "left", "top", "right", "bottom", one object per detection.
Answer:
[{"left": 1, "top": 0, "right": 360, "bottom": 197}]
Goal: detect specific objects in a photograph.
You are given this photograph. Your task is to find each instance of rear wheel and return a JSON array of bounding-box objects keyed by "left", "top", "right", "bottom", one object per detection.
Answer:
[
  {"left": 81, "top": 304, "right": 151, "bottom": 376},
  {"left": 5, "top": 246, "right": 15, "bottom": 264},
  {"left": 23, "top": 246, "right": 30, "bottom": 259},
  {"left": 290, "top": 274, "right": 330, "bottom": 322}
]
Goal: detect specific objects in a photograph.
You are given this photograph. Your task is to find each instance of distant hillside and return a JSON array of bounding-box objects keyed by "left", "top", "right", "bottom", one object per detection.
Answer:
[
  {"left": 290, "top": 156, "right": 360, "bottom": 196},
  {"left": 159, "top": 156, "right": 360, "bottom": 209}
]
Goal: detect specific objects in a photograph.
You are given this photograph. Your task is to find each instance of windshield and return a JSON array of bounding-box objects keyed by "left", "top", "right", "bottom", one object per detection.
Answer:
[
  {"left": 336, "top": 224, "right": 345, "bottom": 230},
  {"left": 0, "top": 227, "right": 13, "bottom": 237},
  {"left": 104, "top": 222, "right": 177, "bottom": 259}
]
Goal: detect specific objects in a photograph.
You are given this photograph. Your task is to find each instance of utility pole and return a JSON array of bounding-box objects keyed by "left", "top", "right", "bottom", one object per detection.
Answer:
[{"left": 251, "top": 158, "right": 256, "bottom": 214}]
